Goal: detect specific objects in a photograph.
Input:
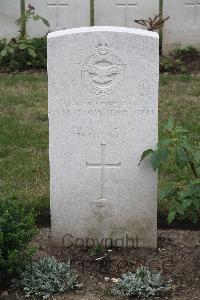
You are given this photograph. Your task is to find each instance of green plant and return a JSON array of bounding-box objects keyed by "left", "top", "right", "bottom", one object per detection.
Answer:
[
  {"left": 90, "top": 244, "right": 104, "bottom": 256},
  {"left": 171, "top": 45, "right": 199, "bottom": 61},
  {"left": 160, "top": 56, "right": 186, "bottom": 73},
  {"left": 0, "top": 197, "right": 37, "bottom": 288},
  {"left": 17, "top": 1, "right": 49, "bottom": 38},
  {"left": 111, "top": 266, "right": 171, "bottom": 298},
  {"left": 0, "top": 1, "right": 49, "bottom": 71},
  {"left": 139, "top": 117, "right": 200, "bottom": 224},
  {"left": 0, "top": 37, "right": 36, "bottom": 61},
  {"left": 160, "top": 46, "right": 200, "bottom": 74},
  {"left": 135, "top": 14, "right": 169, "bottom": 31},
  {"left": 160, "top": 57, "right": 174, "bottom": 72},
  {"left": 0, "top": 37, "right": 47, "bottom": 71},
  {"left": 20, "top": 257, "right": 82, "bottom": 299}
]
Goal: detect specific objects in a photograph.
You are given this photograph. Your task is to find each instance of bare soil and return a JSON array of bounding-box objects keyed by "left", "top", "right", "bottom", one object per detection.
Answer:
[{"left": 28, "top": 228, "right": 200, "bottom": 300}]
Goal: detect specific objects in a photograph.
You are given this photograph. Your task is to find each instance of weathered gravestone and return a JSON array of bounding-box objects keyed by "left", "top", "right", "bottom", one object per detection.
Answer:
[
  {"left": 48, "top": 27, "right": 159, "bottom": 248},
  {"left": 94, "top": 0, "right": 159, "bottom": 28},
  {"left": 163, "top": 0, "right": 200, "bottom": 54}
]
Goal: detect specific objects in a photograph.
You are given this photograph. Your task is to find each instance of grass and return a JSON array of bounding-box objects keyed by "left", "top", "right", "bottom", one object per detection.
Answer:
[
  {"left": 0, "top": 74, "right": 49, "bottom": 223},
  {"left": 0, "top": 74, "right": 199, "bottom": 223}
]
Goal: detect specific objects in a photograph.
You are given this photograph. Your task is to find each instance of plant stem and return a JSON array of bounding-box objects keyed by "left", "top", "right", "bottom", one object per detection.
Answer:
[
  {"left": 183, "top": 147, "right": 199, "bottom": 178},
  {"left": 20, "top": 0, "right": 26, "bottom": 38},
  {"left": 90, "top": 0, "right": 94, "bottom": 26}
]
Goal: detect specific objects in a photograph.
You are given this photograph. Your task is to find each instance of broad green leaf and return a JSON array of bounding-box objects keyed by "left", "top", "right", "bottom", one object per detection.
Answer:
[
  {"left": 41, "top": 17, "right": 50, "bottom": 27},
  {"left": 193, "top": 198, "right": 200, "bottom": 210},
  {"left": 177, "top": 206, "right": 185, "bottom": 215},
  {"left": 175, "top": 126, "right": 190, "bottom": 134},
  {"left": 28, "top": 48, "right": 36, "bottom": 57},
  {"left": 138, "top": 149, "right": 153, "bottom": 165},
  {"left": 165, "top": 116, "right": 175, "bottom": 130},
  {"left": 150, "top": 150, "right": 159, "bottom": 171},
  {"left": 167, "top": 210, "right": 176, "bottom": 224},
  {"left": 15, "top": 18, "right": 20, "bottom": 25},
  {"left": 18, "top": 43, "right": 27, "bottom": 50},
  {"left": 0, "top": 49, "right": 7, "bottom": 57},
  {"left": 180, "top": 189, "right": 194, "bottom": 199},
  {"left": 8, "top": 48, "right": 15, "bottom": 54},
  {"left": 191, "top": 213, "right": 198, "bottom": 224},
  {"left": 190, "top": 181, "right": 200, "bottom": 193},
  {"left": 33, "top": 15, "right": 40, "bottom": 21},
  {"left": 160, "top": 148, "right": 168, "bottom": 161},
  {"left": 175, "top": 147, "right": 188, "bottom": 168},
  {"left": 189, "top": 178, "right": 200, "bottom": 185},
  {"left": 180, "top": 141, "right": 193, "bottom": 152},
  {"left": 159, "top": 183, "right": 177, "bottom": 200},
  {"left": 160, "top": 138, "right": 172, "bottom": 147},
  {"left": 182, "top": 198, "right": 193, "bottom": 210},
  {"left": 194, "top": 151, "right": 200, "bottom": 164}
]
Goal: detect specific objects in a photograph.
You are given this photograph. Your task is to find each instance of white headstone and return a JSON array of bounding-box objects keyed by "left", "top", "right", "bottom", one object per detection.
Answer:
[
  {"left": 163, "top": 0, "right": 200, "bottom": 54},
  {"left": 94, "top": 0, "right": 159, "bottom": 28},
  {"left": 0, "top": 0, "right": 90, "bottom": 39},
  {"left": 48, "top": 27, "right": 159, "bottom": 249}
]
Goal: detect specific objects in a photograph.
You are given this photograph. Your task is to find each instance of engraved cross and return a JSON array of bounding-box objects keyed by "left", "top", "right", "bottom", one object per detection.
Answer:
[
  {"left": 116, "top": 0, "right": 138, "bottom": 26},
  {"left": 86, "top": 144, "right": 121, "bottom": 200},
  {"left": 185, "top": 0, "right": 200, "bottom": 27},
  {"left": 47, "top": 0, "right": 69, "bottom": 30}
]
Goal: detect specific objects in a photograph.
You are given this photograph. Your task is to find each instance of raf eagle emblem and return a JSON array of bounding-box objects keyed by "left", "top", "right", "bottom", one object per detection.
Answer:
[
  {"left": 81, "top": 42, "right": 125, "bottom": 95},
  {"left": 86, "top": 64, "right": 123, "bottom": 84}
]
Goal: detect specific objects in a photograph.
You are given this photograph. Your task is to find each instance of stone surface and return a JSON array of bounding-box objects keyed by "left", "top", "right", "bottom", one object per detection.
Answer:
[
  {"left": 45, "top": 0, "right": 90, "bottom": 32},
  {"left": 0, "top": 0, "right": 90, "bottom": 38},
  {"left": 94, "top": 0, "right": 159, "bottom": 28},
  {"left": 0, "top": 0, "right": 20, "bottom": 39},
  {"left": 163, "top": 0, "right": 200, "bottom": 54},
  {"left": 48, "top": 26, "right": 159, "bottom": 249}
]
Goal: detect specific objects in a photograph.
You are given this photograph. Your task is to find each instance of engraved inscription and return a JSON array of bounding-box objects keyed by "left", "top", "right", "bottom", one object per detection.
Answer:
[
  {"left": 47, "top": 0, "right": 69, "bottom": 29},
  {"left": 86, "top": 144, "right": 121, "bottom": 200},
  {"left": 81, "top": 42, "right": 125, "bottom": 95},
  {"left": 49, "top": 98, "right": 155, "bottom": 140},
  {"left": 185, "top": 0, "right": 200, "bottom": 27},
  {"left": 116, "top": 0, "right": 138, "bottom": 26}
]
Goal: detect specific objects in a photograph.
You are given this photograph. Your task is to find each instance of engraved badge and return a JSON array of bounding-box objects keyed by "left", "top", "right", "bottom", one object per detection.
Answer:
[{"left": 81, "top": 42, "right": 125, "bottom": 95}]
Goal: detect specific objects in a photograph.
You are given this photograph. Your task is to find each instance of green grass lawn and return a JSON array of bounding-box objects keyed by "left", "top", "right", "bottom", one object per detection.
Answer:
[
  {"left": 0, "top": 74, "right": 199, "bottom": 223},
  {"left": 0, "top": 74, "right": 49, "bottom": 222}
]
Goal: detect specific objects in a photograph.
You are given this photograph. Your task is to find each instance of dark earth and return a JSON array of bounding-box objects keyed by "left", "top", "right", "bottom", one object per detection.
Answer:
[
  {"left": 1, "top": 228, "right": 199, "bottom": 299},
  {"left": 160, "top": 52, "right": 200, "bottom": 74},
  {"left": 10, "top": 228, "right": 198, "bottom": 300}
]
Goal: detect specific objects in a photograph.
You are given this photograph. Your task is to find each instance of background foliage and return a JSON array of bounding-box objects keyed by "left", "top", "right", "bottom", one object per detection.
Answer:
[
  {"left": 0, "top": 37, "right": 47, "bottom": 71},
  {"left": 140, "top": 117, "right": 200, "bottom": 224},
  {"left": 0, "top": 197, "right": 37, "bottom": 288}
]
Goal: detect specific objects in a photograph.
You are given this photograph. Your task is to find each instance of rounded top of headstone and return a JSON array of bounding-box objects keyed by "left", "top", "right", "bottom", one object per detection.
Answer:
[{"left": 47, "top": 26, "right": 159, "bottom": 40}]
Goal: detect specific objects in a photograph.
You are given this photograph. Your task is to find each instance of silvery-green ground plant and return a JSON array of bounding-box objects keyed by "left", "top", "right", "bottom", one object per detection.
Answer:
[
  {"left": 111, "top": 266, "right": 172, "bottom": 299},
  {"left": 20, "top": 256, "right": 82, "bottom": 299}
]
